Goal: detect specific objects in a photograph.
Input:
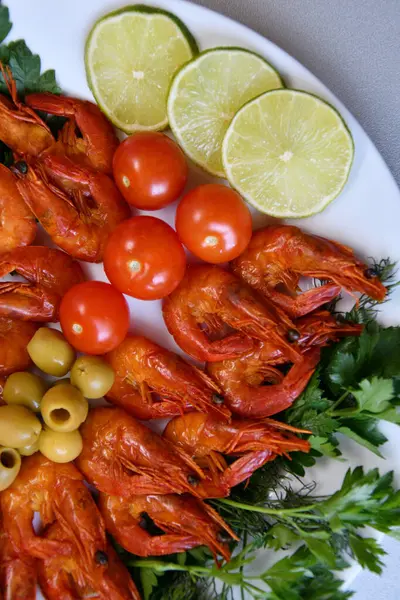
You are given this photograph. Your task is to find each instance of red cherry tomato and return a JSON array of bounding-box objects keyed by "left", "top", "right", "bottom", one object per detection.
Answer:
[
  {"left": 175, "top": 184, "right": 253, "bottom": 263},
  {"left": 59, "top": 281, "right": 130, "bottom": 354},
  {"left": 112, "top": 132, "right": 188, "bottom": 210},
  {"left": 104, "top": 216, "right": 186, "bottom": 300}
]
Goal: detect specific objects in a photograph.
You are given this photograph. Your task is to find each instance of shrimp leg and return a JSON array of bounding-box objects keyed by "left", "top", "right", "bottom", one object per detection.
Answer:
[
  {"left": 26, "top": 93, "right": 118, "bottom": 174},
  {"left": 4, "top": 507, "right": 72, "bottom": 559},
  {"left": 38, "top": 567, "right": 78, "bottom": 600},
  {"left": 0, "top": 520, "right": 37, "bottom": 600},
  {"left": 258, "top": 282, "right": 342, "bottom": 318},
  {"left": 0, "top": 318, "right": 37, "bottom": 375}
]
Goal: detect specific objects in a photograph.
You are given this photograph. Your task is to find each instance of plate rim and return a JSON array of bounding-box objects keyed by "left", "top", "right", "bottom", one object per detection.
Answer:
[{"left": 5, "top": 0, "right": 399, "bottom": 596}]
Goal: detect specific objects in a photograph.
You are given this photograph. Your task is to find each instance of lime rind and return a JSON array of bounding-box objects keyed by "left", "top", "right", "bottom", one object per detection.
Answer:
[
  {"left": 222, "top": 88, "right": 354, "bottom": 218},
  {"left": 105, "top": 5, "right": 200, "bottom": 55},
  {"left": 167, "top": 47, "right": 283, "bottom": 177},
  {"left": 85, "top": 5, "right": 198, "bottom": 133}
]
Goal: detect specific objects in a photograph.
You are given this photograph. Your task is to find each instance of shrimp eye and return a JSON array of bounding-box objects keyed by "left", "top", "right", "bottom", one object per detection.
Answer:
[
  {"left": 287, "top": 329, "right": 300, "bottom": 342},
  {"left": 364, "top": 267, "right": 378, "bottom": 279},
  {"left": 187, "top": 474, "right": 200, "bottom": 486},
  {"left": 217, "top": 530, "right": 232, "bottom": 543},
  {"left": 94, "top": 550, "right": 108, "bottom": 565},
  {"left": 138, "top": 512, "right": 148, "bottom": 529},
  {"left": 212, "top": 393, "right": 225, "bottom": 405},
  {"left": 14, "top": 161, "right": 28, "bottom": 174}
]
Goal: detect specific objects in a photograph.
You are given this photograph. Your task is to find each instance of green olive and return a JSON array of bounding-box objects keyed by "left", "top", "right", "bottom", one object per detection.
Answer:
[
  {"left": 3, "top": 371, "right": 47, "bottom": 412},
  {"left": 19, "top": 438, "right": 40, "bottom": 456},
  {"left": 0, "top": 405, "right": 42, "bottom": 448},
  {"left": 27, "top": 328, "right": 75, "bottom": 377},
  {"left": 39, "top": 428, "right": 83, "bottom": 463},
  {"left": 70, "top": 356, "right": 115, "bottom": 399},
  {"left": 41, "top": 384, "right": 88, "bottom": 433},
  {"left": 0, "top": 447, "right": 21, "bottom": 491}
]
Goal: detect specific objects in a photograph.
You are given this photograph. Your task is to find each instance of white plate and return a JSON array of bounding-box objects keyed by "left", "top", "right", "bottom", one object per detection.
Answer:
[{"left": 6, "top": 0, "right": 400, "bottom": 597}]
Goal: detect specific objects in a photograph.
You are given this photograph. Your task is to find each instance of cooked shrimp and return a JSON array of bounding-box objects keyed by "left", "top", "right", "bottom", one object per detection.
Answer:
[
  {"left": 164, "top": 412, "right": 310, "bottom": 494},
  {"left": 106, "top": 335, "right": 230, "bottom": 420},
  {"left": 207, "top": 349, "right": 319, "bottom": 418},
  {"left": 163, "top": 264, "right": 300, "bottom": 363},
  {"left": 100, "top": 493, "right": 236, "bottom": 562},
  {"left": 38, "top": 522, "right": 141, "bottom": 600},
  {"left": 0, "top": 164, "right": 36, "bottom": 253},
  {"left": 14, "top": 155, "right": 130, "bottom": 262},
  {"left": 0, "top": 246, "right": 85, "bottom": 321},
  {"left": 0, "top": 453, "right": 109, "bottom": 569},
  {"left": 232, "top": 225, "right": 387, "bottom": 317},
  {"left": 76, "top": 407, "right": 205, "bottom": 498},
  {"left": 207, "top": 312, "right": 362, "bottom": 417}
]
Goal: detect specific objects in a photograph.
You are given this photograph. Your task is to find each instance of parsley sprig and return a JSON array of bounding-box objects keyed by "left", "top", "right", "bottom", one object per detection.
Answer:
[
  {"left": 285, "top": 259, "right": 400, "bottom": 460},
  {"left": 216, "top": 467, "right": 400, "bottom": 573},
  {"left": 124, "top": 467, "right": 400, "bottom": 599},
  {"left": 0, "top": 4, "right": 60, "bottom": 96},
  {"left": 286, "top": 325, "right": 400, "bottom": 459},
  {"left": 132, "top": 545, "right": 354, "bottom": 600}
]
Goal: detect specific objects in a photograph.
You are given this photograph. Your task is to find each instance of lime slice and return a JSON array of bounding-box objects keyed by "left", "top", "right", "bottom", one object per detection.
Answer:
[
  {"left": 85, "top": 5, "right": 198, "bottom": 132},
  {"left": 222, "top": 89, "right": 354, "bottom": 217},
  {"left": 167, "top": 48, "right": 283, "bottom": 177}
]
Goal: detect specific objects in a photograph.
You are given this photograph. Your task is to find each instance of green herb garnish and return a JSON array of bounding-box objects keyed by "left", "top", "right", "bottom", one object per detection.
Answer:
[{"left": 0, "top": 6, "right": 60, "bottom": 96}]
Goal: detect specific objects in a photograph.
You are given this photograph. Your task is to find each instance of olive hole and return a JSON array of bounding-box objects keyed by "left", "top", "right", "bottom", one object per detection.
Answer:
[
  {"left": 50, "top": 408, "right": 71, "bottom": 424},
  {"left": 0, "top": 450, "right": 16, "bottom": 469}
]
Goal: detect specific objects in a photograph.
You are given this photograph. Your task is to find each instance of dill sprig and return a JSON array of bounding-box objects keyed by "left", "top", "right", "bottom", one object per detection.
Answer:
[
  {"left": 122, "top": 257, "right": 400, "bottom": 600},
  {"left": 127, "top": 467, "right": 400, "bottom": 600},
  {"left": 133, "top": 543, "right": 354, "bottom": 600}
]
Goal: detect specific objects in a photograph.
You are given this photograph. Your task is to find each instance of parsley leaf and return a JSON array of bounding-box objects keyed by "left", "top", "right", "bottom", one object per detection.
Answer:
[
  {"left": 338, "top": 418, "right": 387, "bottom": 457},
  {"left": 352, "top": 377, "right": 394, "bottom": 414},
  {"left": 286, "top": 371, "right": 338, "bottom": 435},
  {"left": 348, "top": 534, "right": 386, "bottom": 574},
  {"left": 0, "top": 4, "right": 11, "bottom": 44},
  {"left": 309, "top": 435, "right": 341, "bottom": 458},
  {"left": 0, "top": 4, "right": 60, "bottom": 99},
  {"left": 141, "top": 568, "right": 159, "bottom": 600},
  {"left": 263, "top": 547, "right": 352, "bottom": 600},
  {"left": 324, "top": 327, "right": 400, "bottom": 392},
  {"left": 0, "top": 39, "right": 60, "bottom": 96},
  {"left": 287, "top": 325, "right": 400, "bottom": 456},
  {"left": 325, "top": 341, "right": 358, "bottom": 394}
]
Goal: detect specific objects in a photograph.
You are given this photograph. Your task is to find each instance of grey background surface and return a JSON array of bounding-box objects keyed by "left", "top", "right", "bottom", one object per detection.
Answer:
[{"left": 190, "top": 1, "right": 400, "bottom": 598}]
